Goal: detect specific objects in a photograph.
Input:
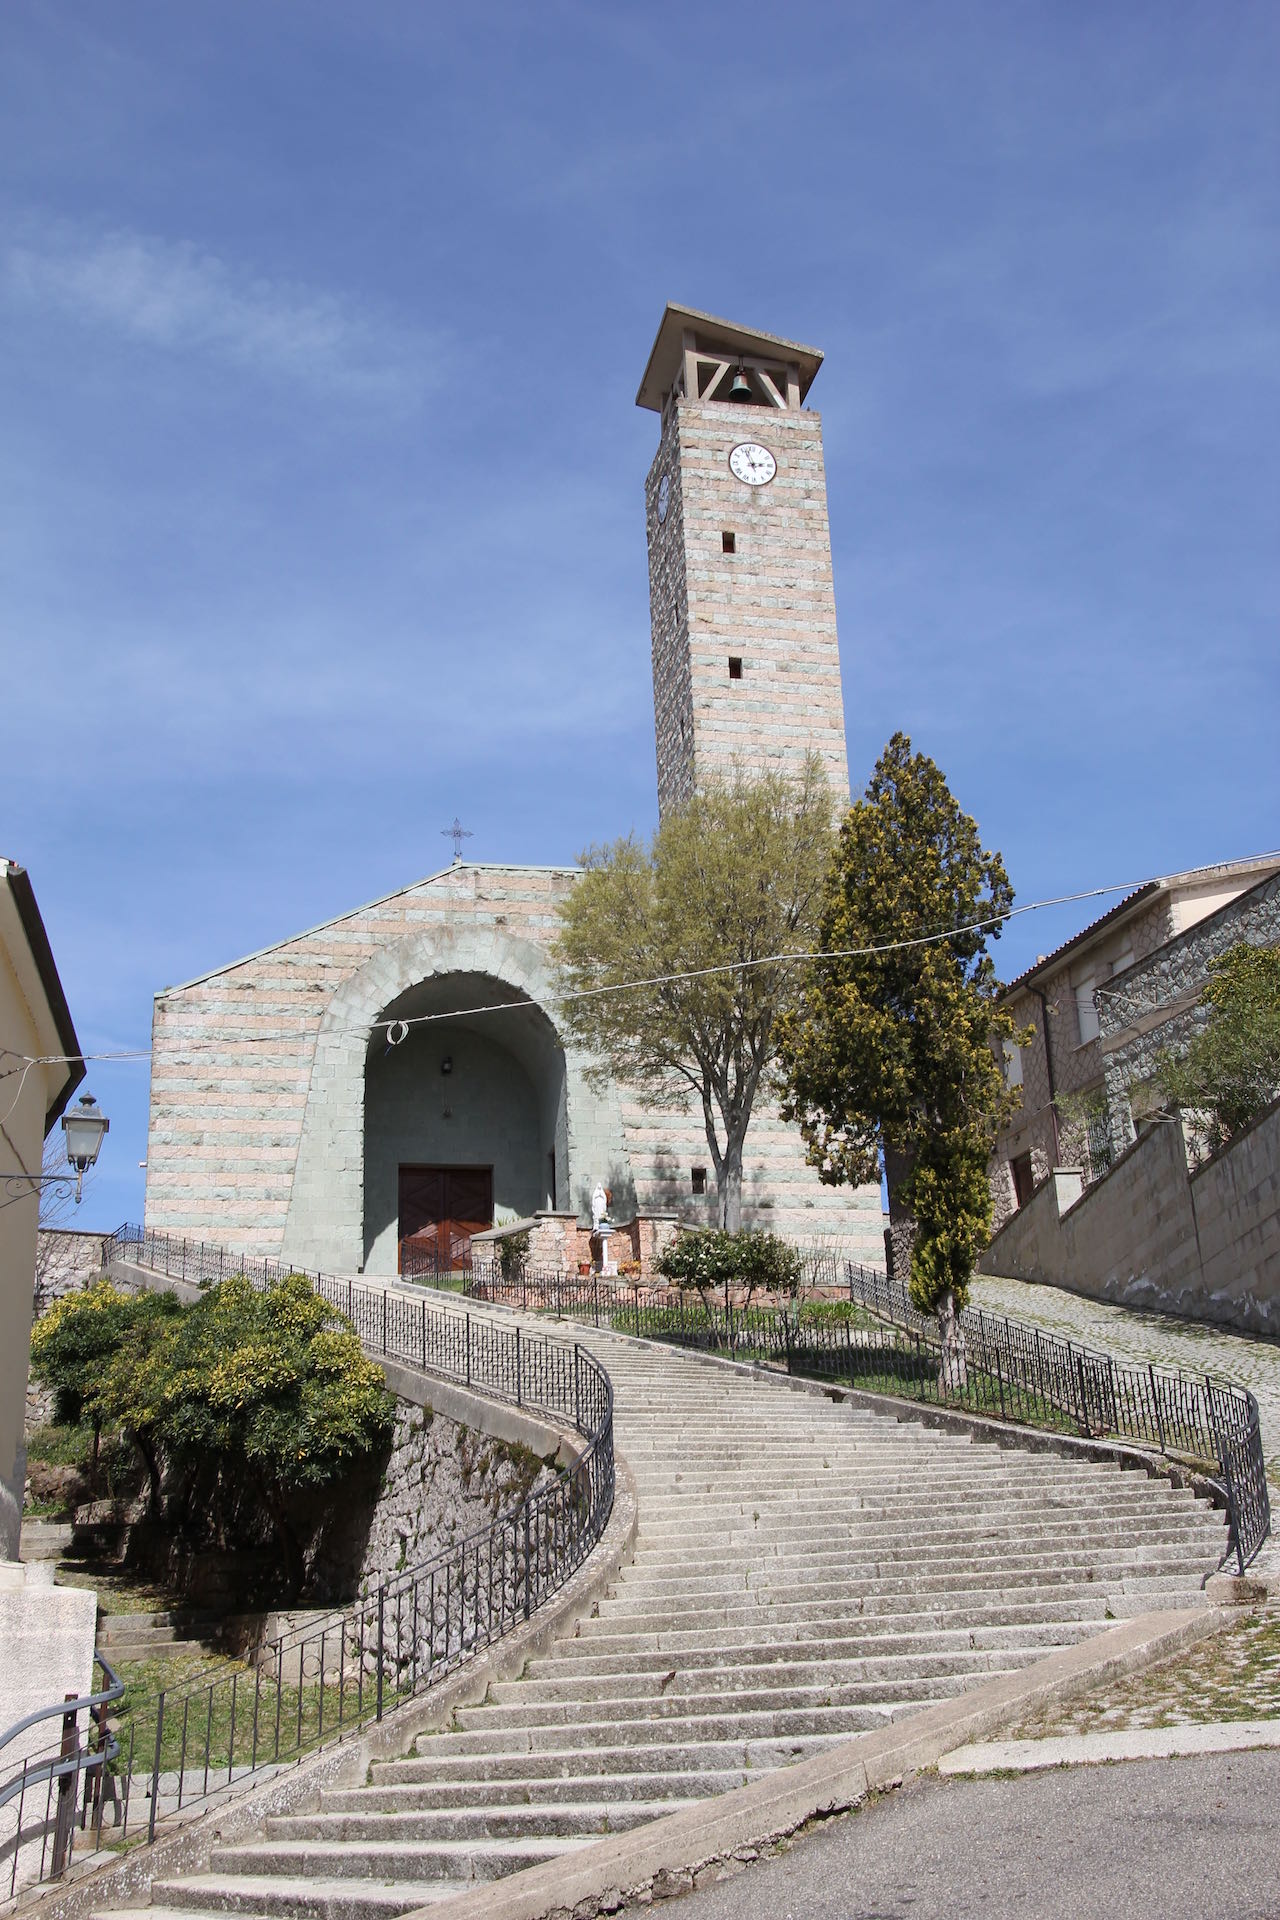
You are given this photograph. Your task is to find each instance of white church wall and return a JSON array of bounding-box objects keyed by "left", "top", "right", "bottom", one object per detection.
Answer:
[{"left": 613, "top": 1080, "right": 885, "bottom": 1261}]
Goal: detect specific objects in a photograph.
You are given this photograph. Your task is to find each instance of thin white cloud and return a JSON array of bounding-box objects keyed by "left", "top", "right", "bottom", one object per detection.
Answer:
[{"left": 3, "top": 221, "right": 434, "bottom": 400}]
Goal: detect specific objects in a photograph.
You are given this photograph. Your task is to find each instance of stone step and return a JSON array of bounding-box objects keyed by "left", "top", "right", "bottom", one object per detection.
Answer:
[
  {"left": 96, "top": 1625, "right": 219, "bottom": 1654},
  {"left": 603, "top": 1541, "right": 1214, "bottom": 1585},
  {"left": 587, "top": 1585, "right": 1203, "bottom": 1638},
  {"left": 265, "top": 1801, "right": 680, "bottom": 1843},
  {"left": 407, "top": 1697, "right": 920, "bottom": 1753},
  {"left": 325, "top": 1772, "right": 745, "bottom": 1813},
  {"left": 580, "top": 1585, "right": 1202, "bottom": 1642},
  {"left": 97, "top": 1606, "right": 222, "bottom": 1633},
  {"left": 552, "top": 1589, "right": 1120, "bottom": 1651},
  {"left": 544, "top": 1615, "right": 1098, "bottom": 1669},
  {"left": 636, "top": 1483, "right": 1216, "bottom": 1513},
  {"left": 145, "top": 1877, "right": 453, "bottom": 1919},
  {"left": 447, "top": 1656, "right": 1043, "bottom": 1731},
  {"left": 605, "top": 1555, "right": 1212, "bottom": 1594},
  {"left": 495, "top": 1637, "right": 1092, "bottom": 1702},
  {"left": 373, "top": 1728, "right": 860, "bottom": 1784},
  {"left": 208, "top": 1835, "right": 594, "bottom": 1886},
  {"left": 626, "top": 1518, "right": 1217, "bottom": 1563}
]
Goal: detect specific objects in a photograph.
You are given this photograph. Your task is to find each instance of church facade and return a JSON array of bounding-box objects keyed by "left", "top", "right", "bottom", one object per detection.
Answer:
[{"left": 144, "top": 306, "right": 884, "bottom": 1273}]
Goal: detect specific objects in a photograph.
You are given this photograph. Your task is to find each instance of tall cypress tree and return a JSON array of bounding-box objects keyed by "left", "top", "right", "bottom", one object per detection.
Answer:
[{"left": 778, "top": 733, "right": 1023, "bottom": 1375}]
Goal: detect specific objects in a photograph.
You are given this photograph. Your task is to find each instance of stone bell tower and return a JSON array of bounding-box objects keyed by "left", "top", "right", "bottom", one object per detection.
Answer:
[{"left": 637, "top": 304, "right": 850, "bottom": 817}]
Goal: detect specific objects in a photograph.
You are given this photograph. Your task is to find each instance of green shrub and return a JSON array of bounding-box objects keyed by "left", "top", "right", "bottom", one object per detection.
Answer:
[
  {"left": 29, "top": 1280, "right": 180, "bottom": 1488},
  {"left": 33, "top": 1271, "right": 395, "bottom": 1589},
  {"left": 655, "top": 1229, "right": 803, "bottom": 1306},
  {"left": 1158, "top": 943, "right": 1280, "bottom": 1158}
]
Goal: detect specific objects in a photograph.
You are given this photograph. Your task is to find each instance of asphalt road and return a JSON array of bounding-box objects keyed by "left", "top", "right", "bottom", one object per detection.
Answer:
[{"left": 669, "top": 1752, "right": 1280, "bottom": 1920}]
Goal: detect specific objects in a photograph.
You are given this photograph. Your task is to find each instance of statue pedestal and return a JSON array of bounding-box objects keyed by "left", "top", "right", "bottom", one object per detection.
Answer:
[{"left": 589, "top": 1227, "right": 617, "bottom": 1278}]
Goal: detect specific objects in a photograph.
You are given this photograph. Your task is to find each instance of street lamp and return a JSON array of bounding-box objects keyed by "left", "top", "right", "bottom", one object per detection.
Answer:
[
  {"left": 1, "top": 1091, "right": 110, "bottom": 1209},
  {"left": 61, "top": 1093, "right": 110, "bottom": 1201}
]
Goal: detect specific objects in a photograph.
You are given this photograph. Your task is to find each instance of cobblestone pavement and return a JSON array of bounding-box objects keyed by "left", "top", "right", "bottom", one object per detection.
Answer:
[
  {"left": 972, "top": 1272, "right": 1280, "bottom": 1484},
  {"left": 1006, "top": 1610, "right": 1280, "bottom": 1736}
]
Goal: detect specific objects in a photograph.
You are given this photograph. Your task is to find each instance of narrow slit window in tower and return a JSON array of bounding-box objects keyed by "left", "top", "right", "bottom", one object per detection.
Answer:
[
  {"left": 722, "top": 530, "right": 736, "bottom": 553},
  {"left": 728, "top": 656, "right": 743, "bottom": 680},
  {"left": 691, "top": 1166, "right": 707, "bottom": 1195}
]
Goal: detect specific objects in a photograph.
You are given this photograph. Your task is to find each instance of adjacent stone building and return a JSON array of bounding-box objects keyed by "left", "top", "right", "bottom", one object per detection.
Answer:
[
  {"left": 989, "top": 852, "right": 1280, "bottom": 1228},
  {"left": 145, "top": 306, "right": 884, "bottom": 1274}
]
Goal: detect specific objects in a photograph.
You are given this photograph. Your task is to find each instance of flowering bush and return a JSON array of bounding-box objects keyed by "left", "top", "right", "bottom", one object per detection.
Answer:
[{"left": 654, "top": 1229, "right": 803, "bottom": 1307}]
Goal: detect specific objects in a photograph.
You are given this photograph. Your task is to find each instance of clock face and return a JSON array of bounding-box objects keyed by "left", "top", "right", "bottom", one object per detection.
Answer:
[
  {"left": 729, "top": 441, "right": 777, "bottom": 487},
  {"left": 656, "top": 472, "right": 671, "bottom": 523}
]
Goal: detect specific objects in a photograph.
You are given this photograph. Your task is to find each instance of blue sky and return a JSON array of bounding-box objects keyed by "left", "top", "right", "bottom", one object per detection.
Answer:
[{"left": 3, "top": 2, "right": 1277, "bottom": 1229}]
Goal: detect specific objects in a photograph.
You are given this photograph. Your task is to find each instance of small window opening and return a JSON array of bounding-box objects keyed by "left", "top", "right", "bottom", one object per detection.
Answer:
[
  {"left": 721, "top": 530, "right": 736, "bottom": 554},
  {"left": 728, "top": 656, "right": 743, "bottom": 680},
  {"left": 691, "top": 1166, "right": 707, "bottom": 1195}
]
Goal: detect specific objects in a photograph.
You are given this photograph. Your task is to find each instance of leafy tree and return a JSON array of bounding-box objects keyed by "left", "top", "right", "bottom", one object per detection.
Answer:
[
  {"left": 98, "top": 1272, "right": 395, "bottom": 1585},
  {"left": 29, "top": 1278, "right": 179, "bottom": 1490},
  {"left": 497, "top": 1229, "right": 531, "bottom": 1283},
  {"left": 1157, "top": 943, "right": 1280, "bottom": 1159},
  {"left": 32, "top": 1272, "right": 394, "bottom": 1586},
  {"left": 655, "top": 1228, "right": 803, "bottom": 1311},
  {"left": 552, "top": 757, "right": 834, "bottom": 1231},
  {"left": 777, "top": 733, "right": 1022, "bottom": 1377}
]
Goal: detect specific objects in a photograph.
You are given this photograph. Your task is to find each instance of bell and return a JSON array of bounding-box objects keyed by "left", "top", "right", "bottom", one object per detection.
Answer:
[{"left": 728, "top": 364, "right": 752, "bottom": 402}]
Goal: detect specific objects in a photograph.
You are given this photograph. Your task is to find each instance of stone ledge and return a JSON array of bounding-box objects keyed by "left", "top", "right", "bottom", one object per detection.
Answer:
[{"left": 939, "top": 1716, "right": 1280, "bottom": 1776}]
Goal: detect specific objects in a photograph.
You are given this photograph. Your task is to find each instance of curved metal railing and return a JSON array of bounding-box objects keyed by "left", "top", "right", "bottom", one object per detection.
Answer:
[
  {"left": 0, "top": 1653, "right": 123, "bottom": 1898},
  {"left": 834, "top": 1259, "right": 1270, "bottom": 1575},
  {"left": 5, "top": 1227, "right": 614, "bottom": 1890}
]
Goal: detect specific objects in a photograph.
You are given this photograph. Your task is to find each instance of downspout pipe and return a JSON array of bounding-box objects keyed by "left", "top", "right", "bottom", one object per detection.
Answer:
[{"left": 1031, "top": 984, "right": 1061, "bottom": 1164}]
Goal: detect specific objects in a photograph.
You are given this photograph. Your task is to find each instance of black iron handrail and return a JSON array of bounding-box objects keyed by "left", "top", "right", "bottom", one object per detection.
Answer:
[
  {"left": 8, "top": 1227, "right": 614, "bottom": 1890},
  {"left": 837, "top": 1257, "right": 1271, "bottom": 1577}
]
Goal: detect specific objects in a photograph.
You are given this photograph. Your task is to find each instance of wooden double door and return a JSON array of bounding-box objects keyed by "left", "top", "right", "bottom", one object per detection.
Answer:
[{"left": 398, "top": 1164, "right": 493, "bottom": 1273}]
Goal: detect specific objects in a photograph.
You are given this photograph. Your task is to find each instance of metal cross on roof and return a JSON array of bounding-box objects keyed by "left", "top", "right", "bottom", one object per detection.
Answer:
[{"left": 442, "top": 817, "right": 473, "bottom": 862}]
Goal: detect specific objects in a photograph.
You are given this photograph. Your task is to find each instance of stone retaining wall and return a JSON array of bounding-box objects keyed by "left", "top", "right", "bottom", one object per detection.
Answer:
[
  {"left": 34, "top": 1227, "right": 112, "bottom": 1311},
  {"left": 980, "top": 1098, "right": 1280, "bottom": 1337}
]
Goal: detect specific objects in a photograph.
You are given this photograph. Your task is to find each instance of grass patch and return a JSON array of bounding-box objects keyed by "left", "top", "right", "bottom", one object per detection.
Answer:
[
  {"left": 1006, "top": 1612, "right": 1280, "bottom": 1738},
  {"left": 106, "top": 1646, "right": 392, "bottom": 1777}
]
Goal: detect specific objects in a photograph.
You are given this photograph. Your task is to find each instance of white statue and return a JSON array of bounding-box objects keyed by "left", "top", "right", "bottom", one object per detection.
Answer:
[{"left": 591, "top": 1183, "right": 609, "bottom": 1232}]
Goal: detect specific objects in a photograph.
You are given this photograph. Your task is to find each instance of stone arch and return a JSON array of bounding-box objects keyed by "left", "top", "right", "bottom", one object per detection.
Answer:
[{"left": 280, "top": 923, "right": 633, "bottom": 1274}]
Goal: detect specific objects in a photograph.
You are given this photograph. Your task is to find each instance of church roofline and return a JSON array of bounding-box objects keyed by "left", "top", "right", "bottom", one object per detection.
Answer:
[
  {"left": 636, "top": 303, "right": 824, "bottom": 412},
  {"left": 156, "top": 861, "right": 581, "bottom": 998}
]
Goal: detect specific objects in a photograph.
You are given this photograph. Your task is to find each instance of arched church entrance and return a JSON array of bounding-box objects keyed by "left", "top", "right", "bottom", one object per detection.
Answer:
[
  {"left": 362, "top": 972, "right": 568, "bottom": 1275},
  {"left": 279, "top": 923, "right": 634, "bottom": 1278}
]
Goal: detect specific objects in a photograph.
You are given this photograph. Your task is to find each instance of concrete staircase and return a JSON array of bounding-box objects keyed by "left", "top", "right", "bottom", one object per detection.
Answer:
[
  {"left": 102, "top": 1328, "right": 1226, "bottom": 1920},
  {"left": 94, "top": 1606, "right": 224, "bottom": 1665}
]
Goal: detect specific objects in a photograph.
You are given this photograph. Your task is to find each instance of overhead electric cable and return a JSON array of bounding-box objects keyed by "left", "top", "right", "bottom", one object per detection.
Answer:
[{"left": 16, "top": 876, "right": 1149, "bottom": 1069}]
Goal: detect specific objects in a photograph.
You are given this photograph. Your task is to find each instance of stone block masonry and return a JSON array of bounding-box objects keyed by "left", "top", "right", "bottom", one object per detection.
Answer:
[
  {"left": 980, "top": 1096, "right": 1280, "bottom": 1339},
  {"left": 318, "top": 1396, "right": 556, "bottom": 1605},
  {"left": 646, "top": 399, "right": 849, "bottom": 814}
]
